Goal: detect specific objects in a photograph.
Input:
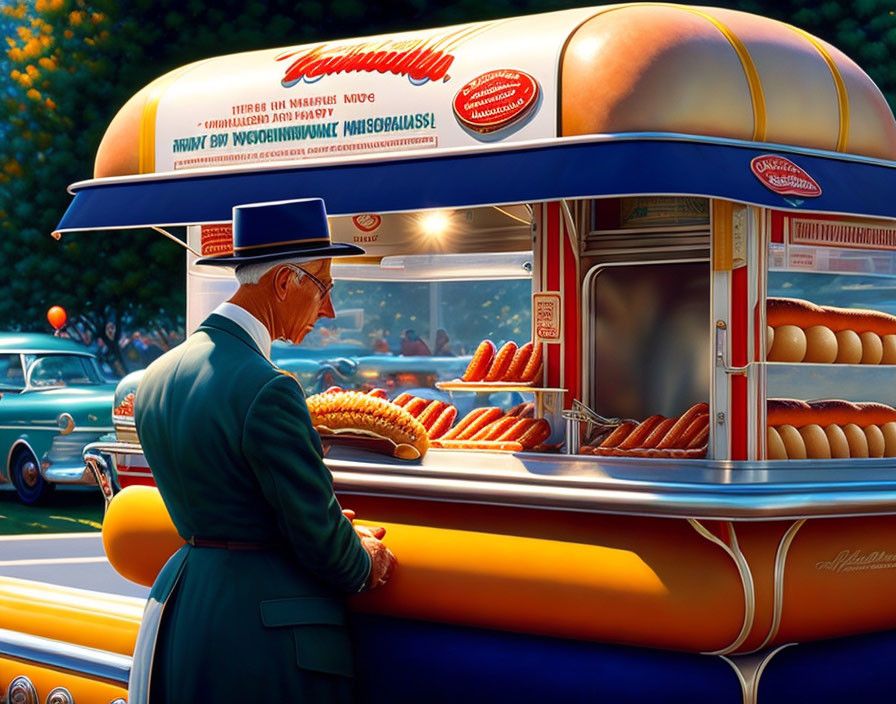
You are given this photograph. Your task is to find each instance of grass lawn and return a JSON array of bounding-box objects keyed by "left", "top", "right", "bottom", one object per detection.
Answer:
[{"left": 0, "top": 487, "right": 103, "bottom": 534}]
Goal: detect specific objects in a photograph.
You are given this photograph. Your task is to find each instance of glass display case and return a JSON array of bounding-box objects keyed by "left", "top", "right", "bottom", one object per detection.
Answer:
[{"left": 764, "top": 213, "right": 896, "bottom": 459}]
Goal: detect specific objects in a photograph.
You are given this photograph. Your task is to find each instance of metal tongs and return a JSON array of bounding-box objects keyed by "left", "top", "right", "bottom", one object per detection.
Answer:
[{"left": 561, "top": 400, "right": 638, "bottom": 454}]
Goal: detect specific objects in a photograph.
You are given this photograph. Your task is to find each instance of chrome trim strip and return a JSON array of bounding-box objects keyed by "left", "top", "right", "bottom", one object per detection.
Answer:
[
  {"left": 78, "top": 439, "right": 896, "bottom": 520},
  {"left": 0, "top": 627, "right": 131, "bottom": 686},
  {"left": 721, "top": 643, "right": 796, "bottom": 704},
  {"left": 0, "top": 426, "right": 114, "bottom": 433},
  {"left": 42, "top": 465, "right": 94, "bottom": 485},
  {"left": 82, "top": 441, "right": 145, "bottom": 456},
  {"left": 84, "top": 452, "right": 116, "bottom": 511},
  {"left": 689, "top": 520, "right": 755, "bottom": 655},
  {"left": 329, "top": 451, "right": 896, "bottom": 520},
  {"left": 0, "top": 350, "right": 99, "bottom": 358},
  {"left": 754, "top": 519, "right": 806, "bottom": 652}
]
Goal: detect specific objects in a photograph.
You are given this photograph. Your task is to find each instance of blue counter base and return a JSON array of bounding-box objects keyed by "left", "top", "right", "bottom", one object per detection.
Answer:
[
  {"left": 353, "top": 615, "right": 896, "bottom": 703},
  {"left": 759, "top": 629, "right": 896, "bottom": 703},
  {"left": 353, "top": 614, "right": 739, "bottom": 703}
]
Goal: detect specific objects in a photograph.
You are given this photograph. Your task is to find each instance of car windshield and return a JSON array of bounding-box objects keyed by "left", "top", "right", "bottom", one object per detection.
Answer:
[{"left": 24, "top": 353, "right": 104, "bottom": 387}]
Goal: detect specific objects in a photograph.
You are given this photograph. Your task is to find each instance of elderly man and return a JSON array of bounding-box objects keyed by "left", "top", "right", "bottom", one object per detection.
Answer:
[{"left": 133, "top": 198, "right": 395, "bottom": 704}]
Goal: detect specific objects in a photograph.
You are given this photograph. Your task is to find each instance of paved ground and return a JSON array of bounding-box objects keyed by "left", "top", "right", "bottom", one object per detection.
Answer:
[
  {"left": 0, "top": 486, "right": 148, "bottom": 598},
  {"left": 0, "top": 485, "right": 104, "bottom": 534},
  {"left": 0, "top": 531, "right": 149, "bottom": 598}
]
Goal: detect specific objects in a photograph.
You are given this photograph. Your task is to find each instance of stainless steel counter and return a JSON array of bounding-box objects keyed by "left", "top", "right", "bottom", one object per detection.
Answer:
[
  {"left": 91, "top": 439, "right": 896, "bottom": 521},
  {"left": 327, "top": 446, "right": 896, "bottom": 521}
]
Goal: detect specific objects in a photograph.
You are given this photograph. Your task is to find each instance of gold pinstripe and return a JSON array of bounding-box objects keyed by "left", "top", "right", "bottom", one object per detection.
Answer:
[
  {"left": 786, "top": 25, "right": 850, "bottom": 152},
  {"left": 233, "top": 236, "right": 331, "bottom": 251},
  {"left": 558, "top": 4, "right": 767, "bottom": 142},
  {"left": 669, "top": 5, "right": 767, "bottom": 142},
  {"left": 139, "top": 73, "right": 183, "bottom": 174},
  {"left": 139, "top": 62, "right": 213, "bottom": 174}
]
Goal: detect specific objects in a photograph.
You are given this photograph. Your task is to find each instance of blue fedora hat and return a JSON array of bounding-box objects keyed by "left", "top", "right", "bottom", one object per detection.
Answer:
[{"left": 196, "top": 198, "right": 364, "bottom": 266}]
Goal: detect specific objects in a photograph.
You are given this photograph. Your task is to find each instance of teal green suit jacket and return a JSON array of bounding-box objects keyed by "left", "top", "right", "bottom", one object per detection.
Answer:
[{"left": 135, "top": 313, "right": 369, "bottom": 703}]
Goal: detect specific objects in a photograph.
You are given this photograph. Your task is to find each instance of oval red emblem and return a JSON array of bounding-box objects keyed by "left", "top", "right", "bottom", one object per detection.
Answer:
[
  {"left": 352, "top": 214, "right": 381, "bottom": 232},
  {"left": 751, "top": 155, "right": 822, "bottom": 198},
  {"left": 453, "top": 69, "right": 539, "bottom": 134}
]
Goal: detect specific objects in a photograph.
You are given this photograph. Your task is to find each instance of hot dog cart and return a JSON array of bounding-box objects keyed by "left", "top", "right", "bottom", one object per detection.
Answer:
[{"left": 5, "top": 4, "right": 896, "bottom": 703}]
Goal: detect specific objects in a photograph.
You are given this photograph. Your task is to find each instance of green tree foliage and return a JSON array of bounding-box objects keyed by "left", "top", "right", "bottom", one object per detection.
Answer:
[
  {"left": 721, "top": 0, "right": 896, "bottom": 109},
  {"left": 1, "top": 0, "right": 184, "bottom": 372},
  {"left": 0, "top": 0, "right": 894, "bottom": 373}
]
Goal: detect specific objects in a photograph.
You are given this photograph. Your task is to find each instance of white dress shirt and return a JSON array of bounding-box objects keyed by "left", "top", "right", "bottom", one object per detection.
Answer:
[{"left": 210, "top": 301, "right": 272, "bottom": 361}]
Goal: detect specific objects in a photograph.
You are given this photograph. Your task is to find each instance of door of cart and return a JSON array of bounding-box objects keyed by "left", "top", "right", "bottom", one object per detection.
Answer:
[{"left": 6, "top": 5, "right": 896, "bottom": 704}]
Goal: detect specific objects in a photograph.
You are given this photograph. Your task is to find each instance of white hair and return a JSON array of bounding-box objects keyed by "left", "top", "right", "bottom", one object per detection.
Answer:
[{"left": 234, "top": 256, "right": 325, "bottom": 285}]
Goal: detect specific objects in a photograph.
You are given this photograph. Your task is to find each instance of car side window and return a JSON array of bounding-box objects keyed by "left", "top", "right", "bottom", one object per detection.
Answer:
[
  {"left": 0, "top": 354, "right": 24, "bottom": 390},
  {"left": 26, "top": 355, "right": 99, "bottom": 387}
]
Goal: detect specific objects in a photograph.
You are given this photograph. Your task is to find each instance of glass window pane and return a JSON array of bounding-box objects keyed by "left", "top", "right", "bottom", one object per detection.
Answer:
[
  {"left": 284, "top": 277, "right": 531, "bottom": 399},
  {"left": 28, "top": 355, "right": 101, "bottom": 386},
  {"left": 0, "top": 354, "right": 24, "bottom": 390}
]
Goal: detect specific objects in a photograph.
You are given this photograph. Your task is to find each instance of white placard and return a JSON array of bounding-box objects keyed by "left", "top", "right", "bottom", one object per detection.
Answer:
[
  {"left": 153, "top": 8, "right": 599, "bottom": 172},
  {"left": 533, "top": 292, "right": 562, "bottom": 343}
]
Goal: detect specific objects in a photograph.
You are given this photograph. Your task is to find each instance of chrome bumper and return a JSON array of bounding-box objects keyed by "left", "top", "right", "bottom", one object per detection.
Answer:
[
  {"left": 41, "top": 430, "right": 111, "bottom": 485},
  {"left": 82, "top": 440, "right": 147, "bottom": 511},
  {"left": 0, "top": 627, "right": 131, "bottom": 686}
]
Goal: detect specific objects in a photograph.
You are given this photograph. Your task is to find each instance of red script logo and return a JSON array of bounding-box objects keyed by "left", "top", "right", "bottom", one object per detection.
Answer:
[
  {"left": 751, "top": 156, "right": 822, "bottom": 198},
  {"left": 277, "top": 41, "right": 454, "bottom": 87}
]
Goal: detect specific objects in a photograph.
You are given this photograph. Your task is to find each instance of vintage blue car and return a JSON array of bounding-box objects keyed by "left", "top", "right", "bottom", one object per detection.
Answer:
[{"left": 0, "top": 333, "right": 116, "bottom": 504}]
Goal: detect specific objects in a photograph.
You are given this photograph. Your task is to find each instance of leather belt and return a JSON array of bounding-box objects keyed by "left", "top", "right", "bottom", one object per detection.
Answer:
[{"left": 188, "top": 537, "right": 275, "bottom": 551}]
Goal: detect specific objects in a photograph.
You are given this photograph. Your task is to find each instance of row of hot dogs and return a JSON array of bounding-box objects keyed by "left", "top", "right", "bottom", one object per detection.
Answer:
[
  {"left": 308, "top": 387, "right": 551, "bottom": 457},
  {"left": 574, "top": 398, "right": 896, "bottom": 461},
  {"left": 579, "top": 403, "right": 710, "bottom": 458},
  {"left": 393, "top": 392, "right": 550, "bottom": 451},
  {"left": 460, "top": 339, "right": 543, "bottom": 383},
  {"left": 767, "top": 399, "right": 896, "bottom": 459},
  {"left": 430, "top": 404, "right": 551, "bottom": 452},
  {"left": 767, "top": 297, "right": 896, "bottom": 364}
]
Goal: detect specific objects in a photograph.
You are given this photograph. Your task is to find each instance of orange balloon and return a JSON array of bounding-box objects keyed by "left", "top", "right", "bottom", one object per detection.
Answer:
[{"left": 47, "top": 305, "right": 67, "bottom": 330}]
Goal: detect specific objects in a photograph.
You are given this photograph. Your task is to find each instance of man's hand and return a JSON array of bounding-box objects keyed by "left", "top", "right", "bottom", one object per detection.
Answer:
[
  {"left": 343, "top": 508, "right": 386, "bottom": 540},
  {"left": 361, "top": 535, "right": 397, "bottom": 591},
  {"left": 343, "top": 508, "right": 394, "bottom": 588}
]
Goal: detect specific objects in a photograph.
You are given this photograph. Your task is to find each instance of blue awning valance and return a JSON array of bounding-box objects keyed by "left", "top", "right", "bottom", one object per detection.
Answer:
[{"left": 55, "top": 135, "right": 896, "bottom": 234}]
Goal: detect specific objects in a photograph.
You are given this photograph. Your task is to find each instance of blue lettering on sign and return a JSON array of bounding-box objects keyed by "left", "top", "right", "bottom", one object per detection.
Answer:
[
  {"left": 171, "top": 135, "right": 208, "bottom": 152},
  {"left": 231, "top": 122, "right": 339, "bottom": 146},
  {"left": 343, "top": 112, "right": 436, "bottom": 137}
]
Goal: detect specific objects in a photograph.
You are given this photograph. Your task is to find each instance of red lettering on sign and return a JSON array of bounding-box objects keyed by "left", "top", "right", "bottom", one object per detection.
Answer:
[
  {"left": 751, "top": 155, "right": 822, "bottom": 198},
  {"left": 452, "top": 69, "right": 539, "bottom": 134}
]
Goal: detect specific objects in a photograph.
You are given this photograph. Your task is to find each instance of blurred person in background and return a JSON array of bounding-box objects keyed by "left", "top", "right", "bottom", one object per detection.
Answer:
[{"left": 400, "top": 329, "right": 431, "bottom": 356}]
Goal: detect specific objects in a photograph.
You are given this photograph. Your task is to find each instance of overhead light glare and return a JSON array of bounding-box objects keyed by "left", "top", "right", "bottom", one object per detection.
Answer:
[{"left": 419, "top": 211, "right": 451, "bottom": 239}]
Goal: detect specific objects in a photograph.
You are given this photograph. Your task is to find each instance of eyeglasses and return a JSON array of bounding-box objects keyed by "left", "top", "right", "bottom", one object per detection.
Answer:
[{"left": 283, "top": 264, "right": 334, "bottom": 301}]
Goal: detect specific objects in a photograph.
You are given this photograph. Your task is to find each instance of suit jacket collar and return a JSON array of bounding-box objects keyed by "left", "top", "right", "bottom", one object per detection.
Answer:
[{"left": 198, "top": 313, "right": 268, "bottom": 360}]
